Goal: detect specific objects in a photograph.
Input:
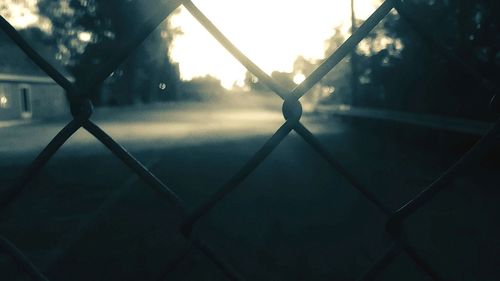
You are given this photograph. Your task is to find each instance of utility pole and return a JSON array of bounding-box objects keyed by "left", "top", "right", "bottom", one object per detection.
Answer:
[{"left": 350, "top": 0, "right": 359, "bottom": 106}]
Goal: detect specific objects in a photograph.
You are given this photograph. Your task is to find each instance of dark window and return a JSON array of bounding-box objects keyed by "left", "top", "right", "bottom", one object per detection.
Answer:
[{"left": 20, "top": 87, "right": 30, "bottom": 113}]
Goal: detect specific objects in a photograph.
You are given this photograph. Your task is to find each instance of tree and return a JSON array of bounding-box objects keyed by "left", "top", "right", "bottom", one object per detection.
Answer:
[
  {"left": 36, "top": 0, "right": 182, "bottom": 105},
  {"left": 319, "top": 28, "right": 352, "bottom": 105},
  {"left": 321, "top": 0, "right": 499, "bottom": 119},
  {"left": 380, "top": 0, "right": 499, "bottom": 118}
]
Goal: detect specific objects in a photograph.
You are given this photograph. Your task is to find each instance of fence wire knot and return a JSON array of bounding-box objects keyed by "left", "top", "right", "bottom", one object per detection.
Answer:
[
  {"left": 70, "top": 99, "right": 94, "bottom": 120},
  {"left": 282, "top": 98, "right": 303, "bottom": 122}
]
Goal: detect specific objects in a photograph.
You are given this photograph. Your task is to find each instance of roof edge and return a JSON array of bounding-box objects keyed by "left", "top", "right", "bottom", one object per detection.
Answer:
[{"left": 0, "top": 73, "right": 74, "bottom": 84}]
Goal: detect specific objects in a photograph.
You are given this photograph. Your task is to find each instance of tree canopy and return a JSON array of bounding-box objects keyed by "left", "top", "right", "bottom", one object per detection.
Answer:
[
  {"left": 36, "top": 0, "right": 182, "bottom": 104},
  {"left": 314, "top": 0, "right": 499, "bottom": 120}
]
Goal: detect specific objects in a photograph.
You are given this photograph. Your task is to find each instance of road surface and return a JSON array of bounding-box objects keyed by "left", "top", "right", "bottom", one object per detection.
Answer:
[{"left": 0, "top": 100, "right": 498, "bottom": 281}]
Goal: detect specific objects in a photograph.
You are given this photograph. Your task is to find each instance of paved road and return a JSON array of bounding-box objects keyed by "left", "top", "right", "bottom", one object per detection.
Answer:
[{"left": 0, "top": 100, "right": 498, "bottom": 281}]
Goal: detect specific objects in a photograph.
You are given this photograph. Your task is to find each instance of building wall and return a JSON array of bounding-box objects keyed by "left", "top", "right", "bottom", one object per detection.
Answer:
[
  {"left": 0, "top": 83, "right": 19, "bottom": 119},
  {"left": 0, "top": 81, "right": 70, "bottom": 120}
]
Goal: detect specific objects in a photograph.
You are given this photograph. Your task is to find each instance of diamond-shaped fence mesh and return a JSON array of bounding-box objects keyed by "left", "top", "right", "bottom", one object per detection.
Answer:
[{"left": 0, "top": 0, "right": 499, "bottom": 280}]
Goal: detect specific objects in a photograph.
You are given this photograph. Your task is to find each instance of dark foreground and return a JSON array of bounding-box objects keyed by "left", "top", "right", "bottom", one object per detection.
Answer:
[{"left": 0, "top": 101, "right": 499, "bottom": 281}]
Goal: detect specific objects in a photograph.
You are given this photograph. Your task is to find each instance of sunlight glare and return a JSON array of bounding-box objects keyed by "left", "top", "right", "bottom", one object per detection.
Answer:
[
  {"left": 2, "top": 2, "right": 39, "bottom": 29},
  {"left": 0, "top": 96, "right": 7, "bottom": 108},
  {"left": 78, "top": 31, "right": 92, "bottom": 42},
  {"left": 293, "top": 73, "right": 306, "bottom": 85},
  {"left": 169, "top": 0, "right": 381, "bottom": 89}
]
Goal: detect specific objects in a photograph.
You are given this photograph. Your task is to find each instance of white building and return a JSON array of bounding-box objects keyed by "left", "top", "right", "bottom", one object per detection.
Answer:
[
  {"left": 0, "top": 73, "right": 69, "bottom": 120},
  {"left": 0, "top": 38, "right": 70, "bottom": 120}
]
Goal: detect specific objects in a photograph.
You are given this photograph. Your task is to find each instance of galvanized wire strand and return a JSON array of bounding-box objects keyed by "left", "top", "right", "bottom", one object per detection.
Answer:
[
  {"left": 193, "top": 237, "right": 247, "bottom": 281},
  {"left": 181, "top": 121, "right": 294, "bottom": 236},
  {"left": 83, "top": 120, "right": 244, "bottom": 279},
  {"left": 289, "top": 0, "right": 395, "bottom": 101},
  {"left": 0, "top": 235, "right": 51, "bottom": 281},
  {"left": 156, "top": 230, "right": 245, "bottom": 281},
  {"left": 157, "top": 237, "right": 197, "bottom": 280},
  {"left": 54, "top": 121, "right": 243, "bottom": 280},
  {"left": 293, "top": 122, "right": 393, "bottom": 216},
  {"left": 182, "top": 0, "right": 289, "bottom": 100},
  {"left": 84, "top": 121, "right": 246, "bottom": 280},
  {"left": 38, "top": 156, "right": 173, "bottom": 269},
  {"left": 372, "top": 121, "right": 500, "bottom": 280},
  {"left": 0, "top": 16, "right": 76, "bottom": 100},
  {"left": 157, "top": 229, "right": 247, "bottom": 281},
  {"left": 357, "top": 243, "right": 401, "bottom": 281},
  {"left": 357, "top": 240, "right": 445, "bottom": 281},
  {"left": 391, "top": 120, "right": 500, "bottom": 222},
  {"left": 399, "top": 242, "right": 446, "bottom": 281},
  {"left": 0, "top": 0, "right": 497, "bottom": 279},
  {"left": 84, "top": 117, "right": 247, "bottom": 279},
  {"left": 294, "top": 121, "right": 445, "bottom": 280},
  {"left": 82, "top": 120, "right": 185, "bottom": 207},
  {"left": 0, "top": 119, "right": 82, "bottom": 213},
  {"left": 0, "top": 8, "right": 248, "bottom": 272}
]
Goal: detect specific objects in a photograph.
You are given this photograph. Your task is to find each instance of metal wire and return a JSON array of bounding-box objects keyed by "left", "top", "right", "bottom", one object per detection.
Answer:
[
  {"left": 357, "top": 242, "right": 400, "bottom": 281},
  {"left": 0, "top": 235, "right": 51, "bottom": 281},
  {"left": 0, "top": 119, "right": 82, "bottom": 213},
  {"left": 293, "top": 122, "right": 392, "bottom": 215},
  {"left": 181, "top": 121, "right": 293, "bottom": 236},
  {"left": 83, "top": 120, "right": 185, "bottom": 206},
  {"left": 183, "top": 0, "right": 289, "bottom": 99},
  {"left": 0, "top": 0, "right": 498, "bottom": 280},
  {"left": 0, "top": 17, "right": 76, "bottom": 99},
  {"left": 289, "top": 0, "right": 395, "bottom": 101}
]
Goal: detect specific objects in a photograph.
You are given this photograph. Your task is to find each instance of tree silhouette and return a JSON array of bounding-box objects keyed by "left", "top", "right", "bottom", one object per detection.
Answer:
[
  {"left": 37, "top": 0, "right": 182, "bottom": 105},
  {"left": 319, "top": 0, "right": 499, "bottom": 119}
]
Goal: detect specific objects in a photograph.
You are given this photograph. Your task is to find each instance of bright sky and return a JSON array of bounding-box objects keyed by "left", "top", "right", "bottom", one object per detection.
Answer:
[
  {"left": 2, "top": 0, "right": 382, "bottom": 89},
  {"left": 169, "top": 0, "right": 381, "bottom": 88},
  {"left": 0, "top": 0, "right": 39, "bottom": 28}
]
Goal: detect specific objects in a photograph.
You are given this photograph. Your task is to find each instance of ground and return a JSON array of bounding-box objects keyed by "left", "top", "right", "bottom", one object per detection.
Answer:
[{"left": 0, "top": 98, "right": 499, "bottom": 281}]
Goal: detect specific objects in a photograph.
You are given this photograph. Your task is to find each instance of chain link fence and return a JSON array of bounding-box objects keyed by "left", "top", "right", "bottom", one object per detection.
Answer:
[{"left": 1, "top": 0, "right": 499, "bottom": 280}]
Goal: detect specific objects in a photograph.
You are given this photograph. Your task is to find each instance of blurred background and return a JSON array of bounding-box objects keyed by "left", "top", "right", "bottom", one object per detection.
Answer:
[
  {"left": 0, "top": 0, "right": 499, "bottom": 280},
  {"left": 1, "top": 0, "right": 499, "bottom": 115}
]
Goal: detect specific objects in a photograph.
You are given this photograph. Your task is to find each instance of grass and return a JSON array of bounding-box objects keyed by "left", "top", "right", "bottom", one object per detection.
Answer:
[{"left": 0, "top": 113, "right": 498, "bottom": 281}]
